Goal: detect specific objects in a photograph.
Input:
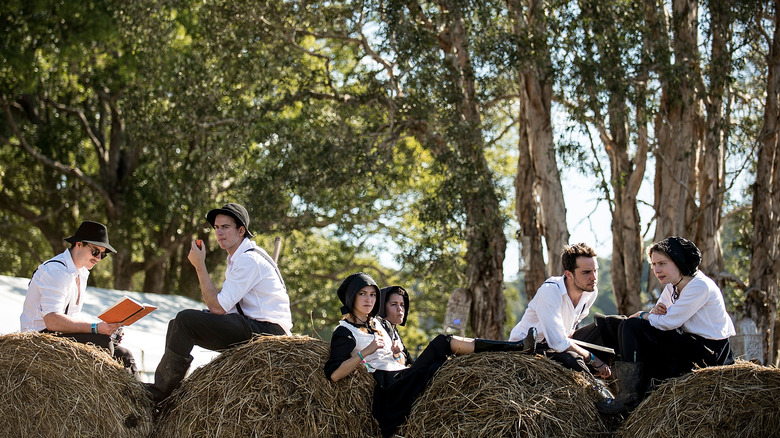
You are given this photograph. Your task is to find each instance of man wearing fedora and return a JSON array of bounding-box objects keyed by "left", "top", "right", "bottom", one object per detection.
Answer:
[
  {"left": 145, "top": 202, "right": 293, "bottom": 403},
  {"left": 20, "top": 220, "right": 139, "bottom": 378}
]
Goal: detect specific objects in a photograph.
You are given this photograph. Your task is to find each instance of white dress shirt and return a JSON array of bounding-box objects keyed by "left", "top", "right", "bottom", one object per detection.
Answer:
[
  {"left": 508, "top": 276, "right": 598, "bottom": 352},
  {"left": 21, "top": 249, "right": 89, "bottom": 332},
  {"left": 648, "top": 271, "right": 735, "bottom": 340},
  {"left": 217, "top": 238, "right": 293, "bottom": 335}
]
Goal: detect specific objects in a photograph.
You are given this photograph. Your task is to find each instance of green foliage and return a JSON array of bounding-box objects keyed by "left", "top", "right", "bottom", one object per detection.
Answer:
[{"left": 0, "top": 0, "right": 770, "bottom": 341}]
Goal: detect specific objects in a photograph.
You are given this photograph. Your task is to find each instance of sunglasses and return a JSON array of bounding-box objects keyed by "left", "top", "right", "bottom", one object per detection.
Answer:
[{"left": 84, "top": 243, "right": 109, "bottom": 260}]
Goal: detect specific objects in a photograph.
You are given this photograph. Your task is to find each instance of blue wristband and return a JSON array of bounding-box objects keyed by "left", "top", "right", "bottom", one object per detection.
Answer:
[{"left": 91, "top": 323, "right": 98, "bottom": 334}]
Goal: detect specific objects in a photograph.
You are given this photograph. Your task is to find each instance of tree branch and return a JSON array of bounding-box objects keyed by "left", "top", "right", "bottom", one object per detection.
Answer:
[{"left": 1, "top": 98, "right": 115, "bottom": 212}]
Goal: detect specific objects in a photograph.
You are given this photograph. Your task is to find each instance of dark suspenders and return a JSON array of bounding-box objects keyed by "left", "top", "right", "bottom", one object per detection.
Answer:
[
  {"left": 29, "top": 259, "right": 70, "bottom": 313},
  {"left": 235, "top": 247, "right": 286, "bottom": 317},
  {"left": 544, "top": 279, "right": 587, "bottom": 332}
]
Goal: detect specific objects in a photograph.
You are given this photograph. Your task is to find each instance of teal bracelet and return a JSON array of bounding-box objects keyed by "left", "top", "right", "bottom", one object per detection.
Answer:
[
  {"left": 640, "top": 311, "right": 649, "bottom": 320},
  {"left": 91, "top": 322, "right": 98, "bottom": 334},
  {"left": 357, "top": 351, "right": 365, "bottom": 361}
]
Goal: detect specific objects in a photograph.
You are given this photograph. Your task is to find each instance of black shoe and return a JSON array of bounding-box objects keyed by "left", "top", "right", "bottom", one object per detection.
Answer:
[{"left": 595, "top": 361, "right": 644, "bottom": 415}]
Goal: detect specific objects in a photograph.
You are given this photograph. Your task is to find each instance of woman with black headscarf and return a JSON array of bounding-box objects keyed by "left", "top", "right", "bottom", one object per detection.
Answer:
[
  {"left": 378, "top": 285, "right": 413, "bottom": 366},
  {"left": 598, "top": 236, "right": 735, "bottom": 414},
  {"left": 324, "top": 272, "right": 533, "bottom": 437}
]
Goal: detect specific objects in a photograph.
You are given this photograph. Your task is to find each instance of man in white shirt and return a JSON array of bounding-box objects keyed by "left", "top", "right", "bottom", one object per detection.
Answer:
[
  {"left": 509, "top": 243, "right": 611, "bottom": 378},
  {"left": 20, "top": 221, "right": 139, "bottom": 378},
  {"left": 146, "top": 203, "right": 293, "bottom": 403}
]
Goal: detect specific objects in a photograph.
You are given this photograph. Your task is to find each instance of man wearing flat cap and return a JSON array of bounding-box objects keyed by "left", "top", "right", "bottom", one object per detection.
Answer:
[
  {"left": 20, "top": 220, "right": 139, "bottom": 378},
  {"left": 146, "top": 202, "right": 292, "bottom": 403}
]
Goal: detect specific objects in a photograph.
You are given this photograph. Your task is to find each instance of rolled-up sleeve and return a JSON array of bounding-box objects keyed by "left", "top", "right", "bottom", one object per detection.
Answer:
[
  {"left": 38, "top": 270, "right": 72, "bottom": 316},
  {"left": 536, "top": 289, "right": 572, "bottom": 352}
]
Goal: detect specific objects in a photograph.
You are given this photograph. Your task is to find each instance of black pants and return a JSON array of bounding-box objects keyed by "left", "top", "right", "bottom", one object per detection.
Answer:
[
  {"left": 618, "top": 317, "right": 734, "bottom": 380},
  {"left": 535, "top": 322, "right": 606, "bottom": 374},
  {"left": 42, "top": 330, "right": 139, "bottom": 379},
  {"left": 165, "top": 309, "right": 286, "bottom": 357}
]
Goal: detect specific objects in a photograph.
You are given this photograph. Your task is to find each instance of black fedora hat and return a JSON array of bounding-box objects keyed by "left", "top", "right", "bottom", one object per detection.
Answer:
[
  {"left": 206, "top": 203, "right": 254, "bottom": 237},
  {"left": 64, "top": 221, "right": 117, "bottom": 254}
]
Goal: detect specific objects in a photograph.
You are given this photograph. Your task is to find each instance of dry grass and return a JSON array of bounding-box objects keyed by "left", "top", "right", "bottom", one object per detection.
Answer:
[
  {"left": 399, "top": 352, "right": 608, "bottom": 438},
  {"left": 154, "top": 335, "right": 380, "bottom": 438},
  {"left": 619, "top": 361, "right": 780, "bottom": 438},
  {"left": 0, "top": 332, "right": 154, "bottom": 438}
]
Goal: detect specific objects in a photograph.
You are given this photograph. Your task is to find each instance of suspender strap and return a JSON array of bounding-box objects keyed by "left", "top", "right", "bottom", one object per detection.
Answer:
[
  {"left": 244, "top": 247, "right": 286, "bottom": 288},
  {"left": 30, "top": 259, "right": 70, "bottom": 313},
  {"left": 235, "top": 247, "right": 286, "bottom": 317}
]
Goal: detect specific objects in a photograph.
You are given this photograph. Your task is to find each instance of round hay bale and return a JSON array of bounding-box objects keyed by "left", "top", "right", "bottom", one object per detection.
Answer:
[
  {"left": 619, "top": 361, "right": 780, "bottom": 438},
  {"left": 0, "top": 332, "right": 154, "bottom": 438},
  {"left": 154, "top": 335, "right": 380, "bottom": 438},
  {"left": 400, "top": 352, "right": 607, "bottom": 437}
]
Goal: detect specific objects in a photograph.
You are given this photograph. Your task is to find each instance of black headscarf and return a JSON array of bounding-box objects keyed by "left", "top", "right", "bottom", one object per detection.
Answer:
[
  {"left": 654, "top": 236, "right": 702, "bottom": 276},
  {"left": 337, "top": 272, "right": 380, "bottom": 316},
  {"left": 379, "top": 286, "right": 410, "bottom": 326}
]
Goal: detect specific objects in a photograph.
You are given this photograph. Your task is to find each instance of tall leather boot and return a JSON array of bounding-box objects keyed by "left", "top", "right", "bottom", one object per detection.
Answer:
[
  {"left": 144, "top": 349, "right": 193, "bottom": 404},
  {"left": 474, "top": 328, "right": 537, "bottom": 354},
  {"left": 596, "top": 361, "right": 644, "bottom": 415}
]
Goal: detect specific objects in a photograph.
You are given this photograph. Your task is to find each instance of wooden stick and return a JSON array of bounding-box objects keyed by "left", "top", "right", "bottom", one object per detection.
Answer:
[{"left": 272, "top": 237, "right": 282, "bottom": 263}]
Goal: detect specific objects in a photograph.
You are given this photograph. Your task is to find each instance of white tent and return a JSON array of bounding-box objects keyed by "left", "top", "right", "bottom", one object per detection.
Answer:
[{"left": 0, "top": 275, "right": 219, "bottom": 382}]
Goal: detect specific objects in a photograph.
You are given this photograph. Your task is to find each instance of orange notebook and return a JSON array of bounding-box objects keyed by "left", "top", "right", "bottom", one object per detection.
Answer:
[{"left": 98, "top": 296, "right": 157, "bottom": 325}]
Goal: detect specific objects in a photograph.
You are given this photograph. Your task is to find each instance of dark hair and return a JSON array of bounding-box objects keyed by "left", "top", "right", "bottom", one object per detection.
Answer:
[
  {"left": 561, "top": 243, "right": 597, "bottom": 273},
  {"left": 386, "top": 287, "right": 406, "bottom": 301},
  {"left": 647, "top": 236, "right": 701, "bottom": 276},
  {"left": 337, "top": 272, "right": 380, "bottom": 316}
]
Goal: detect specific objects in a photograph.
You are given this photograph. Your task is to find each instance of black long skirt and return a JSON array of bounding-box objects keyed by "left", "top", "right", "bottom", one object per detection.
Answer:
[{"left": 371, "top": 334, "right": 451, "bottom": 438}]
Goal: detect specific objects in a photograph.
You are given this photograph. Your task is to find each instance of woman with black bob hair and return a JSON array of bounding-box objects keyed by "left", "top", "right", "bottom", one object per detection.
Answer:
[
  {"left": 324, "top": 272, "right": 533, "bottom": 437},
  {"left": 598, "top": 236, "right": 736, "bottom": 414}
]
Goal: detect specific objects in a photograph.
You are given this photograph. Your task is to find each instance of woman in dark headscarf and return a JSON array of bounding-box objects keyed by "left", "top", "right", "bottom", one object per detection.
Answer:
[
  {"left": 324, "top": 272, "right": 532, "bottom": 438},
  {"left": 598, "top": 236, "right": 736, "bottom": 414},
  {"left": 378, "top": 285, "right": 413, "bottom": 366}
]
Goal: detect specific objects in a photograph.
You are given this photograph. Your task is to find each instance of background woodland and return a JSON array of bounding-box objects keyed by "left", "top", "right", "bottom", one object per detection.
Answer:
[{"left": 1, "top": 0, "right": 778, "bottom": 365}]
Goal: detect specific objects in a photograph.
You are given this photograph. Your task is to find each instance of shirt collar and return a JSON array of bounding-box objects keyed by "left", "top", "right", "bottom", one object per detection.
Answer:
[
  {"left": 227, "top": 237, "right": 252, "bottom": 264},
  {"left": 62, "top": 249, "right": 89, "bottom": 278}
]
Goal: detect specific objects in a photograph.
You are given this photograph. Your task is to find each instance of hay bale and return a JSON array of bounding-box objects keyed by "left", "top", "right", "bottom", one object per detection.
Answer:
[
  {"left": 619, "top": 361, "right": 780, "bottom": 438},
  {"left": 400, "top": 352, "right": 607, "bottom": 437},
  {"left": 0, "top": 332, "right": 154, "bottom": 438},
  {"left": 154, "top": 335, "right": 380, "bottom": 438}
]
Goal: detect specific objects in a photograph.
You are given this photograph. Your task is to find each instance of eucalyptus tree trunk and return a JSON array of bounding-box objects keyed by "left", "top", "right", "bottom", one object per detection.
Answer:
[
  {"left": 576, "top": 0, "right": 648, "bottom": 315},
  {"left": 646, "top": 0, "right": 702, "bottom": 296},
  {"left": 515, "top": 113, "right": 548, "bottom": 300},
  {"left": 747, "top": 0, "right": 780, "bottom": 366},
  {"left": 605, "top": 95, "right": 647, "bottom": 315},
  {"left": 508, "top": 0, "right": 551, "bottom": 299},
  {"left": 507, "top": 0, "right": 569, "bottom": 283},
  {"left": 693, "top": 0, "right": 731, "bottom": 280},
  {"left": 406, "top": 0, "right": 508, "bottom": 339}
]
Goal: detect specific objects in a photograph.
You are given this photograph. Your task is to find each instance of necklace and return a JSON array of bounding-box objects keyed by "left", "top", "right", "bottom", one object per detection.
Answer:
[{"left": 672, "top": 276, "right": 685, "bottom": 302}]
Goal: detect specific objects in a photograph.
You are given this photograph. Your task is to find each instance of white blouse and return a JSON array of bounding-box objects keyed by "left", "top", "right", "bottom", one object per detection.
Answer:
[{"left": 648, "top": 271, "right": 736, "bottom": 340}]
